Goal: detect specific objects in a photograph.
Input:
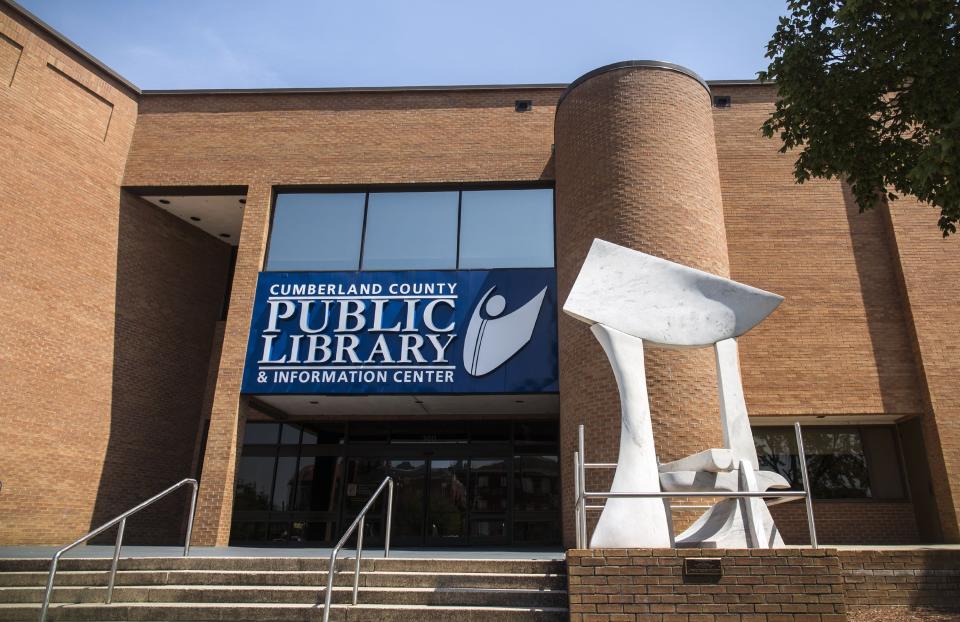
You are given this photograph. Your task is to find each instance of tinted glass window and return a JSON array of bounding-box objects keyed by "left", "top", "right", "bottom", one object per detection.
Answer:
[
  {"left": 235, "top": 456, "right": 275, "bottom": 511},
  {"left": 459, "top": 189, "right": 554, "bottom": 268},
  {"left": 266, "top": 193, "right": 365, "bottom": 271},
  {"left": 362, "top": 192, "right": 458, "bottom": 270},
  {"left": 753, "top": 426, "right": 880, "bottom": 499},
  {"left": 244, "top": 423, "right": 280, "bottom": 445}
]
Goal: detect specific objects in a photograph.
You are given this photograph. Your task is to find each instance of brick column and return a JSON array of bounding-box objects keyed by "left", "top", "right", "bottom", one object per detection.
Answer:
[
  {"left": 191, "top": 182, "right": 273, "bottom": 546},
  {"left": 554, "top": 62, "right": 731, "bottom": 546}
]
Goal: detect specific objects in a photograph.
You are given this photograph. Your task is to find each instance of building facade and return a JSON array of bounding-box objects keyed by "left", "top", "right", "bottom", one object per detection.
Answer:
[{"left": 1, "top": 0, "right": 958, "bottom": 550}]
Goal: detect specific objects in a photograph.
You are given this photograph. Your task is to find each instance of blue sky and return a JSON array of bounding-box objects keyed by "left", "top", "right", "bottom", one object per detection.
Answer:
[{"left": 19, "top": 1, "right": 788, "bottom": 90}]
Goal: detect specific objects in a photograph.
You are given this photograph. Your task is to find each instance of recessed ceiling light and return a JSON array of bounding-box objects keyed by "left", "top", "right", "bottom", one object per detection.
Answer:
[
  {"left": 219, "top": 233, "right": 231, "bottom": 238},
  {"left": 158, "top": 199, "right": 170, "bottom": 205},
  {"left": 190, "top": 216, "right": 201, "bottom": 222},
  {"left": 239, "top": 198, "right": 246, "bottom": 204}
]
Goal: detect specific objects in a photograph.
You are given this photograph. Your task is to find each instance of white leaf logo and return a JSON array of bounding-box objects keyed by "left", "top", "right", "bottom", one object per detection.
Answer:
[{"left": 462, "top": 286, "right": 547, "bottom": 376}]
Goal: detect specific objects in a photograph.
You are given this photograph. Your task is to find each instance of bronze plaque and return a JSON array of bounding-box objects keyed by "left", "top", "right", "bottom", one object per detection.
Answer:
[{"left": 683, "top": 557, "right": 723, "bottom": 577}]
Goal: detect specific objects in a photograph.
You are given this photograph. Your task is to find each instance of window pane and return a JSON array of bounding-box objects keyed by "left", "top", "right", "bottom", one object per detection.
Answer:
[
  {"left": 459, "top": 189, "right": 554, "bottom": 268},
  {"left": 362, "top": 192, "right": 458, "bottom": 270},
  {"left": 280, "top": 424, "right": 301, "bottom": 445},
  {"left": 753, "top": 427, "right": 872, "bottom": 499},
  {"left": 234, "top": 456, "right": 275, "bottom": 511},
  {"left": 295, "top": 456, "right": 344, "bottom": 512},
  {"left": 862, "top": 427, "right": 906, "bottom": 499},
  {"left": 805, "top": 429, "right": 870, "bottom": 498},
  {"left": 470, "top": 458, "right": 508, "bottom": 513},
  {"left": 271, "top": 456, "right": 299, "bottom": 511},
  {"left": 266, "top": 193, "right": 365, "bottom": 271},
  {"left": 514, "top": 455, "right": 560, "bottom": 512},
  {"left": 243, "top": 422, "right": 280, "bottom": 445}
]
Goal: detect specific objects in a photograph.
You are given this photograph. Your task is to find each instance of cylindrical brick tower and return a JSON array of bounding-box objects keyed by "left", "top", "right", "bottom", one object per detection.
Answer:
[{"left": 554, "top": 61, "right": 731, "bottom": 546}]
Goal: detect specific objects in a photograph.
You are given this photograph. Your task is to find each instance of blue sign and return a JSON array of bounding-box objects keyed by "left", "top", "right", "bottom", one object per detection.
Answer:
[{"left": 241, "top": 269, "right": 558, "bottom": 394}]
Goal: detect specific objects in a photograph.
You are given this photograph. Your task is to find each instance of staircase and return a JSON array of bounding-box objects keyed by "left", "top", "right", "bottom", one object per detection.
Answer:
[{"left": 0, "top": 555, "right": 568, "bottom": 621}]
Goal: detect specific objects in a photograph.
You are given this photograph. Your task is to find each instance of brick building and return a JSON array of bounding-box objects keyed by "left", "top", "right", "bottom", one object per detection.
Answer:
[{"left": 1, "top": 0, "right": 958, "bottom": 552}]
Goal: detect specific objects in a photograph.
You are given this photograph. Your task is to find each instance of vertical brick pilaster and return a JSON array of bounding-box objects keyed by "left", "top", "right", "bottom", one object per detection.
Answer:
[{"left": 191, "top": 182, "right": 272, "bottom": 546}]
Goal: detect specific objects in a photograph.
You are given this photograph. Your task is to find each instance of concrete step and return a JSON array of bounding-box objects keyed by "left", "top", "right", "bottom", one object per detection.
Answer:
[
  {"left": 0, "top": 558, "right": 564, "bottom": 575},
  {"left": 0, "top": 585, "right": 567, "bottom": 607},
  {"left": 0, "top": 602, "right": 569, "bottom": 622},
  {"left": 0, "top": 570, "right": 565, "bottom": 590}
]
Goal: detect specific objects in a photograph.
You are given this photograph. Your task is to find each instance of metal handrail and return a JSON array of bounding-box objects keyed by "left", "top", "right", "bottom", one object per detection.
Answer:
[
  {"left": 39, "top": 478, "right": 198, "bottom": 622},
  {"left": 321, "top": 476, "right": 394, "bottom": 622},
  {"left": 573, "top": 422, "right": 818, "bottom": 549}
]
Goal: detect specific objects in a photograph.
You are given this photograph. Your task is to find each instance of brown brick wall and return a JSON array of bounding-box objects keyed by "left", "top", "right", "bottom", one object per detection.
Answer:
[
  {"left": 770, "top": 502, "right": 919, "bottom": 546},
  {"left": 123, "top": 88, "right": 561, "bottom": 188},
  {"left": 0, "top": 3, "right": 231, "bottom": 545},
  {"left": 0, "top": 5, "right": 138, "bottom": 545},
  {"left": 89, "top": 191, "right": 232, "bottom": 544},
  {"left": 885, "top": 199, "right": 960, "bottom": 542},
  {"left": 567, "top": 548, "right": 847, "bottom": 622},
  {"left": 712, "top": 85, "right": 925, "bottom": 419},
  {"left": 554, "top": 65, "right": 730, "bottom": 548},
  {"left": 838, "top": 549, "right": 960, "bottom": 610}
]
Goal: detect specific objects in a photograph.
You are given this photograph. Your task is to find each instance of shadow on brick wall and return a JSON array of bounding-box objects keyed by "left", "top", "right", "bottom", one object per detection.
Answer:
[{"left": 89, "top": 191, "right": 232, "bottom": 544}]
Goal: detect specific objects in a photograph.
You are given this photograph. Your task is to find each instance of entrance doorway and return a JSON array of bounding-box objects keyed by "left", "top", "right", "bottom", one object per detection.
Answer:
[{"left": 231, "top": 419, "right": 560, "bottom": 547}]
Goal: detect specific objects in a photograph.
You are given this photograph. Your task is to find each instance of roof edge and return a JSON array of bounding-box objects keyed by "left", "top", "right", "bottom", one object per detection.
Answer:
[
  {"left": 141, "top": 83, "right": 569, "bottom": 96},
  {"left": 2, "top": 0, "right": 140, "bottom": 95},
  {"left": 558, "top": 60, "right": 711, "bottom": 107}
]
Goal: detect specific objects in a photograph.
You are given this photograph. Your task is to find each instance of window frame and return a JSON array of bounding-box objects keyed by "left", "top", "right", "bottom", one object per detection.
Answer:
[
  {"left": 264, "top": 183, "right": 556, "bottom": 273},
  {"left": 751, "top": 424, "right": 910, "bottom": 502}
]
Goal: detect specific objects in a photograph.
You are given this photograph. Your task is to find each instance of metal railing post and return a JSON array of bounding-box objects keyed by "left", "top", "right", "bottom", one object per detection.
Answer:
[
  {"left": 794, "top": 422, "right": 818, "bottom": 549},
  {"left": 320, "top": 475, "right": 394, "bottom": 622},
  {"left": 105, "top": 517, "right": 126, "bottom": 604},
  {"left": 578, "top": 424, "right": 588, "bottom": 548},
  {"left": 38, "top": 478, "right": 198, "bottom": 622},
  {"left": 38, "top": 555, "right": 59, "bottom": 622},
  {"left": 183, "top": 480, "right": 198, "bottom": 557},
  {"left": 384, "top": 479, "right": 393, "bottom": 558},
  {"left": 573, "top": 451, "right": 582, "bottom": 549},
  {"left": 353, "top": 516, "right": 365, "bottom": 605},
  {"left": 322, "top": 546, "right": 339, "bottom": 622}
]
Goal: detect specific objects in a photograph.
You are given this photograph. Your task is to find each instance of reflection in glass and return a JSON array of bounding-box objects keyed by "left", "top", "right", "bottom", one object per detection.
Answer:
[
  {"left": 362, "top": 192, "right": 458, "bottom": 270},
  {"left": 753, "top": 427, "right": 872, "bottom": 499},
  {"left": 243, "top": 423, "right": 279, "bottom": 445},
  {"left": 428, "top": 460, "right": 468, "bottom": 539},
  {"left": 280, "top": 424, "right": 301, "bottom": 445},
  {"left": 459, "top": 189, "right": 554, "bottom": 269},
  {"left": 295, "top": 456, "right": 343, "bottom": 512},
  {"left": 266, "top": 193, "right": 365, "bottom": 271},
  {"left": 389, "top": 460, "right": 426, "bottom": 540},
  {"left": 234, "top": 456, "right": 275, "bottom": 511},
  {"left": 343, "top": 458, "right": 386, "bottom": 514},
  {"left": 271, "top": 456, "right": 299, "bottom": 511},
  {"left": 514, "top": 455, "right": 560, "bottom": 512},
  {"left": 470, "top": 459, "right": 508, "bottom": 513}
]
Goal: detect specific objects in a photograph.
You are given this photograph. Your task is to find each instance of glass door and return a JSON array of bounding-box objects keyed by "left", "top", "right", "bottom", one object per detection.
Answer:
[
  {"left": 426, "top": 459, "right": 468, "bottom": 544},
  {"left": 388, "top": 459, "right": 427, "bottom": 545},
  {"left": 468, "top": 458, "right": 509, "bottom": 545}
]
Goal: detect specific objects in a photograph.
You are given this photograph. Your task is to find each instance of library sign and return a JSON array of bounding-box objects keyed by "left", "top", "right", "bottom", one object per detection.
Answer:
[{"left": 240, "top": 269, "right": 558, "bottom": 394}]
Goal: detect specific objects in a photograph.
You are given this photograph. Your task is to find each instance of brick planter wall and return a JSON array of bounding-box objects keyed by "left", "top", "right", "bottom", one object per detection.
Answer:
[
  {"left": 567, "top": 548, "right": 846, "bottom": 622},
  {"left": 838, "top": 549, "right": 960, "bottom": 610}
]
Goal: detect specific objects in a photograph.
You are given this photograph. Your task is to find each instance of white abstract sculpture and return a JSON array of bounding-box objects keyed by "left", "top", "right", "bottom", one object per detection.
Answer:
[{"left": 563, "top": 239, "right": 789, "bottom": 548}]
